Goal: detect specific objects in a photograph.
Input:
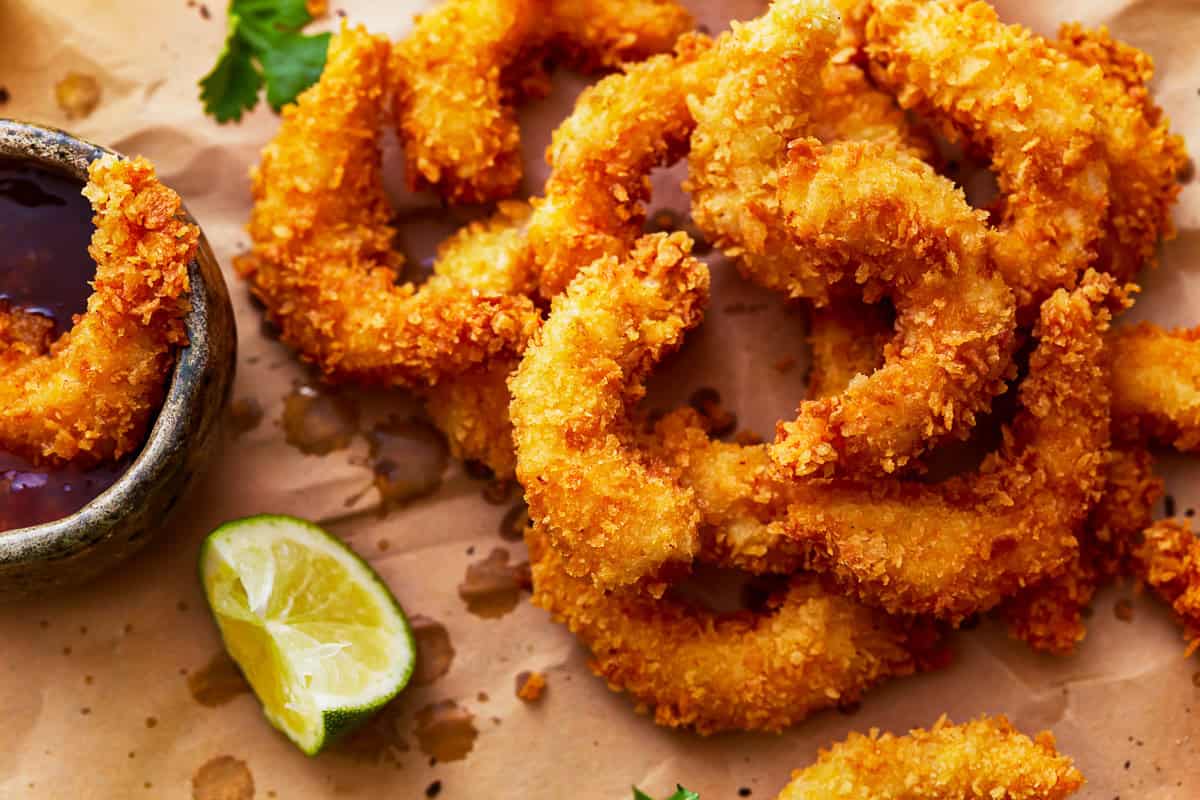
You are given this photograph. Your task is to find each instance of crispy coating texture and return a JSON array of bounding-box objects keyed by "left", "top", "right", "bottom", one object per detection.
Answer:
[
  {"left": 239, "top": 27, "right": 538, "bottom": 389},
  {"left": 0, "top": 304, "right": 55, "bottom": 364},
  {"left": 777, "top": 715, "right": 1084, "bottom": 800},
  {"left": 420, "top": 200, "right": 536, "bottom": 474},
  {"left": 0, "top": 155, "right": 192, "bottom": 466},
  {"left": 805, "top": 300, "right": 891, "bottom": 401},
  {"left": 785, "top": 274, "right": 1122, "bottom": 621},
  {"left": 393, "top": 0, "right": 693, "bottom": 204},
  {"left": 856, "top": 0, "right": 1111, "bottom": 312},
  {"left": 768, "top": 140, "right": 1015, "bottom": 477},
  {"left": 1000, "top": 445, "right": 1162, "bottom": 654},
  {"left": 1134, "top": 519, "right": 1200, "bottom": 654},
  {"left": 1051, "top": 24, "right": 1188, "bottom": 281},
  {"left": 527, "top": 523, "right": 936, "bottom": 734},
  {"left": 1110, "top": 322, "right": 1200, "bottom": 452},
  {"left": 510, "top": 233, "right": 708, "bottom": 591},
  {"left": 528, "top": 35, "right": 711, "bottom": 298},
  {"left": 685, "top": 0, "right": 841, "bottom": 303}
]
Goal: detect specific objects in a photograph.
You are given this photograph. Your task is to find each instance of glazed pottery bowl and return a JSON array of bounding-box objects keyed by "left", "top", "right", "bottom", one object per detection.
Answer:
[{"left": 0, "top": 119, "right": 236, "bottom": 595}]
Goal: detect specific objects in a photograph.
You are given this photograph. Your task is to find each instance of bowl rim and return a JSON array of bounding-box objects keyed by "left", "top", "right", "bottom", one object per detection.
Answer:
[{"left": 0, "top": 117, "right": 221, "bottom": 562}]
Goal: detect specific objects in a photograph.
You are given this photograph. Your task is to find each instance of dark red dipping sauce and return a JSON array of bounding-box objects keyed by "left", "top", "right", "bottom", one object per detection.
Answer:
[{"left": 0, "top": 157, "right": 129, "bottom": 531}]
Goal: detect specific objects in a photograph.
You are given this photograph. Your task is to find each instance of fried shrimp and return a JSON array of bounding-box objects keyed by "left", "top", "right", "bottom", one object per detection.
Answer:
[
  {"left": 855, "top": 0, "right": 1111, "bottom": 311},
  {"left": 0, "top": 304, "right": 55, "bottom": 364},
  {"left": 394, "top": 0, "right": 693, "bottom": 204},
  {"left": 510, "top": 233, "right": 708, "bottom": 591},
  {"left": 785, "top": 274, "right": 1123, "bottom": 621},
  {"left": 238, "top": 27, "right": 538, "bottom": 390},
  {"left": 1051, "top": 23, "right": 1187, "bottom": 282},
  {"left": 1109, "top": 322, "right": 1200, "bottom": 452},
  {"left": 0, "top": 155, "right": 192, "bottom": 466},
  {"left": 777, "top": 715, "right": 1084, "bottom": 800},
  {"left": 527, "top": 524, "right": 937, "bottom": 734},
  {"left": 765, "top": 140, "right": 1015, "bottom": 477}
]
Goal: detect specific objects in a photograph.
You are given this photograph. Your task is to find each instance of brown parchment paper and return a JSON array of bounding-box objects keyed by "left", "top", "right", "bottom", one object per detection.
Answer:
[{"left": 2, "top": 0, "right": 1200, "bottom": 797}]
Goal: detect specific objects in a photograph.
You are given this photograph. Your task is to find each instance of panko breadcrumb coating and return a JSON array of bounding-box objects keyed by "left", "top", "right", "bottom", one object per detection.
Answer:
[
  {"left": 777, "top": 715, "right": 1084, "bottom": 800},
  {"left": 786, "top": 274, "right": 1124, "bottom": 621},
  {"left": 768, "top": 139, "right": 1015, "bottom": 478},
  {"left": 238, "top": 26, "right": 538, "bottom": 390},
  {"left": 0, "top": 155, "right": 192, "bottom": 465},
  {"left": 510, "top": 232, "right": 709, "bottom": 592},
  {"left": 855, "top": 0, "right": 1112, "bottom": 312},
  {"left": 527, "top": 523, "right": 938, "bottom": 734},
  {"left": 1110, "top": 322, "right": 1200, "bottom": 452},
  {"left": 393, "top": 0, "right": 693, "bottom": 204}
]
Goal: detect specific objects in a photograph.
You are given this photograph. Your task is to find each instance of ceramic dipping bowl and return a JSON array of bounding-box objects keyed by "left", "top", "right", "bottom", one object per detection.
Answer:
[{"left": 0, "top": 119, "right": 236, "bottom": 596}]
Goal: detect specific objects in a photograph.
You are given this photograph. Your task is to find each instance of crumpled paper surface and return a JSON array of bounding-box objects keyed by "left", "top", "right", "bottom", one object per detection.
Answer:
[{"left": 1, "top": 0, "right": 1199, "bottom": 797}]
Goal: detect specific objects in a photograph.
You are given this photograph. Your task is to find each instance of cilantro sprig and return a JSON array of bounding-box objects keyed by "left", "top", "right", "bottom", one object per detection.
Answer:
[
  {"left": 199, "top": 0, "right": 331, "bottom": 123},
  {"left": 634, "top": 786, "right": 700, "bottom": 800}
]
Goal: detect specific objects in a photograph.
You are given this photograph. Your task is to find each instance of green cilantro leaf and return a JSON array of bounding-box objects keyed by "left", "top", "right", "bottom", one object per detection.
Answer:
[
  {"left": 633, "top": 786, "right": 700, "bottom": 800},
  {"left": 198, "top": 0, "right": 329, "bottom": 123},
  {"left": 199, "top": 17, "right": 264, "bottom": 123},
  {"left": 260, "top": 31, "right": 331, "bottom": 111}
]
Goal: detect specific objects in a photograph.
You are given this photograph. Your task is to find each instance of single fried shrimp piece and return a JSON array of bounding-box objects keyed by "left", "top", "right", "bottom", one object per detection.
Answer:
[
  {"left": 857, "top": 0, "right": 1111, "bottom": 311},
  {"left": 786, "top": 273, "right": 1124, "bottom": 622},
  {"left": 393, "top": 0, "right": 694, "bottom": 204},
  {"left": 767, "top": 139, "right": 1015, "bottom": 477},
  {"left": 1109, "top": 322, "right": 1200, "bottom": 452},
  {"left": 510, "top": 232, "right": 708, "bottom": 592},
  {"left": 238, "top": 26, "right": 538, "bottom": 389},
  {"left": 0, "top": 154, "right": 192, "bottom": 466},
  {"left": 804, "top": 300, "right": 890, "bottom": 401},
  {"left": 777, "top": 714, "right": 1084, "bottom": 800},
  {"left": 1051, "top": 23, "right": 1188, "bottom": 282},
  {"left": 527, "top": 524, "right": 937, "bottom": 734}
]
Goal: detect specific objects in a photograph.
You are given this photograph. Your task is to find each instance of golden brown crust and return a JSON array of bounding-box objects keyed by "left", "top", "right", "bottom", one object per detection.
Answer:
[
  {"left": 527, "top": 523, "right": 936, "bottom": 734},
  {"left": 777, "top": 715, "right": 1084, "bottom": 800},
  {"left": 856, "top": 0, "right": 1112, "bottom": 312},
  {"left": 239, "top": 27, "right": 539, "bottom": 390},
  {"left": 393, "top": 0, "right": 693, "bottom": 204},
  {"left": 785, "top": 274, "right": 1123, "bottom": 621},
  {"left": 1135, "top": 519, "right": 1200, "bottom": 654},
  {"left": 0, "top": 155, "right": 192, "bottom": 465},
  {"left": 1110, "top": 322, "right": 1200, "bottom": 451},
  {"left": 767, "top": 139, "right": 1015, "bottom": 478}
]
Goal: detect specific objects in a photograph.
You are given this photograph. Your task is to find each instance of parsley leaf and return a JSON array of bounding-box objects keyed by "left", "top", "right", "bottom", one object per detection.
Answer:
[
  {"left": 633, "top": 786, "right": 700, "bottom": 800},
  {"left": 198, "top": 0, "right": 329, "bottom": 123}
]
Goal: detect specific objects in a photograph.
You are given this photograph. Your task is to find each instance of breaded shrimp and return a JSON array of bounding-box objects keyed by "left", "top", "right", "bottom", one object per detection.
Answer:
[
  {"left": 1109, "top": 322, "right": 1200, "bottom": 452},
  {"left": 509, "top": 233, "right": 708, "bottom": 592},
  {"left": 0, "top": 303, "right": 55, "bottom": 364},
  {"left": 0, "top": 155, "right": 192, "bottom": 466},
  {"left": 785, "top": 274, "right": 1123, "bottom": 621},
  {"left": 777, "top": 715, "right": 1084, "bottom": 800},
  {"left": 1051, "top": 23, "right": 1188, "bottom": 282},
  {"left": 856, "top": 0, "right": 1112, "bottom": 311},
  {"left": 527, "top": 524, "right": 937, "bottom": 734},
  {"left": 393, "top": 0, "right": 694, "bottom": 204},
  {"left": 768, "top": 140, "right": 1015, "bottom": 478},
  {"left": 238, "top": 26, "right": 538, "bottom": 389}
]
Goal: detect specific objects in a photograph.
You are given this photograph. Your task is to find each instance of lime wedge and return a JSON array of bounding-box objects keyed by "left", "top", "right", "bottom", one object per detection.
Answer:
[{"left": 199, "top": 514, "right": 414, "bottom": 754}]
